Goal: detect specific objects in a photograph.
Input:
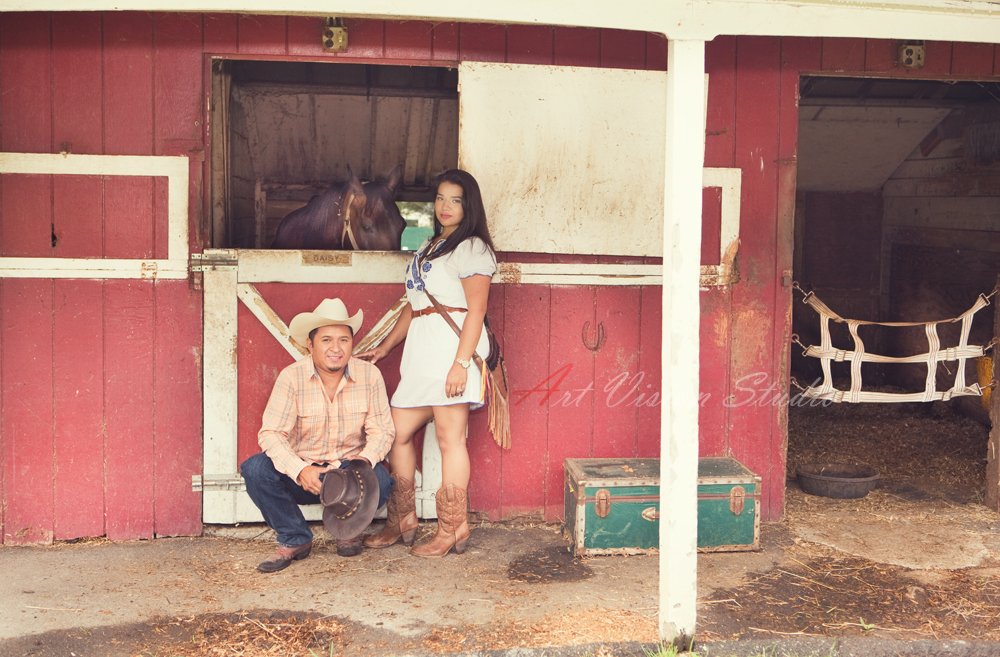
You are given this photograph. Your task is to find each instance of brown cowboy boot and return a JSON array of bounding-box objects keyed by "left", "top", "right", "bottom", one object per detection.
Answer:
[
  {"left": 363, "top": 475, "right": 418, "bottom": 548},
  {"left": 256, "top": 540, "right": 312, "bottom": 573},
  {"left": 410, "top": 484, "right": 469, "bottom": 558}
]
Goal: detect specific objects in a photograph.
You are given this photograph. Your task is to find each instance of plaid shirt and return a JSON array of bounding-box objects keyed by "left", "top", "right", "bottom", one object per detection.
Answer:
[{"left": 257, "top": 356, "right": 394, "bottom": 484}]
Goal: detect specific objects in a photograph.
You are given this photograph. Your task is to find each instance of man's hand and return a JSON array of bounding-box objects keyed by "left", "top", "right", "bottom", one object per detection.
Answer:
[
  {"left": 297, "top": 459, "right": 373, "bottom": 495},
  {"left": 297, "top": 464, "right": 333, "bottom": 495}
]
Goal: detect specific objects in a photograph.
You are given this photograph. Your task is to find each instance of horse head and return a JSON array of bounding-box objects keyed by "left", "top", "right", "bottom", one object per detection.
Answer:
[
  {"left": 271, "top": 164, "right": 406, "bottom": 251},
  {"left": 340, "top": 165, "right": 406, "bottom": 251}
]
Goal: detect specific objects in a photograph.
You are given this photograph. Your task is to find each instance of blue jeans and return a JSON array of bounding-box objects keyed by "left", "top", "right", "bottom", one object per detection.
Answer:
[{"left": 241, "top": 453, "right": 394, "bottom": 547}]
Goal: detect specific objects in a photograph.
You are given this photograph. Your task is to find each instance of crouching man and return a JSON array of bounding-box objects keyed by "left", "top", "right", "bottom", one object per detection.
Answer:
[{"left": 241, "top": 298, "right": 395, "bottom": 572}]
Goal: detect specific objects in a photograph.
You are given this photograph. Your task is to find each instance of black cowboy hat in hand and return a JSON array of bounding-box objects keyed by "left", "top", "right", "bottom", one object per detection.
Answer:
[{"left": 320, "top": 459, "right": 380, "bottom": 540}]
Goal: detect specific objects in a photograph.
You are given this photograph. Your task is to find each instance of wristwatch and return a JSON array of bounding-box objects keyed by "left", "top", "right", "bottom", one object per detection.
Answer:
[{"left": 455, "top": 357, "right": 471, "bottom": 369}]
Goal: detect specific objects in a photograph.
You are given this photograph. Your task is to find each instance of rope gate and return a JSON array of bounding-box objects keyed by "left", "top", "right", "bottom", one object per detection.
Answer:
[{"left": 791, "top": 283, "right": 998, "bottom": 404}]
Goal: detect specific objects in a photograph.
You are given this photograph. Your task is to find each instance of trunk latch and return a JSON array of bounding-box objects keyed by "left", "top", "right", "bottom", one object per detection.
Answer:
[
  {"left": 730, "top": 485, "right": 746, "bottom": 515},
  {"left": 595, "top": 489, "right": 611, "bottom": 518}
]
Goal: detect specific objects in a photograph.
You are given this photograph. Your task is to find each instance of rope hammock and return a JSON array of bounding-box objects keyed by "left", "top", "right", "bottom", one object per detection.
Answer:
[{"left": 792, "top": 284, "right": 997, "bottom": 404}]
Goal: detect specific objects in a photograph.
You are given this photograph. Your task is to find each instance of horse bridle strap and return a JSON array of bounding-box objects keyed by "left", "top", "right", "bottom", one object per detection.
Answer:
[{"left": 341, "top": 205, "right": 361, "bottom": 250}]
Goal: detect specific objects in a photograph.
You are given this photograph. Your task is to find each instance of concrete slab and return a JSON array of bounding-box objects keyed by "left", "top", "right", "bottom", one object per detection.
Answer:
[{"left": 789, "top": 515, "right": 992, "bottom": 569}]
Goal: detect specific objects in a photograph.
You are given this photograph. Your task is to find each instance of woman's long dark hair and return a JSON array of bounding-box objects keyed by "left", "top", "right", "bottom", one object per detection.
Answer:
[{"left": 424, "top": 169, "right": 497, "bottom": 261}]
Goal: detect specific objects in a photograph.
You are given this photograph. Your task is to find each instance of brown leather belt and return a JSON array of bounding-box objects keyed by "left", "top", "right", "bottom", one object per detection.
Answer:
[{"left": 412, "top": 305, "right": 467, "bottom": 318}]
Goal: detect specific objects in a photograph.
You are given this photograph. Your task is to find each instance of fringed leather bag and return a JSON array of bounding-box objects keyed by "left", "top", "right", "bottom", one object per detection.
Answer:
[{"left": 423, "top": 291, "right": 511, "bottom": 450}]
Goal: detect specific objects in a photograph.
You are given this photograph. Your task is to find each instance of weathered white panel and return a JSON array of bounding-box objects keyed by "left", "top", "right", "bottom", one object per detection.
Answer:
[
  {"left": 255, "top": 93, "right": 316, "bottom": 183},
  {"left": 314, "top": 95, "right": 374, "bottom": 181},
  {"left": 884, "top": 172, "right": 1000, "bottom": 198},
  {"left": 889, "top": 156, "right": 965, "bottom": 183},
  {"left": 372, "top": 96, "right": 412, "bottom": 181},
  {"left": 234, "top": 249, "right": 669, "bottom": 285},
  {"left": 428, "top": 99, "right": 460, "bottom": 181},
  {"left": 459, "top": 62, "right": 668, "bottom": 257},
  {"left": 798, "top": 107, "right": 950, "bottom": 191},
  {"left": 702, "top": 167, "right": 741, "bottom": 285},
  {"left": 235, "top": 249, "right": 411, "bottom": 283},
  {"left": 884, "top": 197, "right": 1000, "bottom": 231}
]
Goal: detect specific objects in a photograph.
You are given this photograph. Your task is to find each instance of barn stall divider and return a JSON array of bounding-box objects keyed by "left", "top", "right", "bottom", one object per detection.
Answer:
[{"left": 195, "top": 155, "right": 739, "bottom": 524}]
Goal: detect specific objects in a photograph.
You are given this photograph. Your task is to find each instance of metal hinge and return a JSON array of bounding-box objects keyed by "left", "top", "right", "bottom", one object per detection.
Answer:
[
  {"left": 189, "top": 250, "right": 239, "bottom": 272},
  {"left": 192, "top": 474, "right": 247, "bottom": 492},
  {"left": 140, "top": 262, "right": 158, "bottom": 279}
]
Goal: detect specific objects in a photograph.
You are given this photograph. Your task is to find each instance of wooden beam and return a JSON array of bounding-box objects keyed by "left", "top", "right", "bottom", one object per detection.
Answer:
[
  {"left": 239, "top": 82, "right": 458, "bottom": 100},
  {"left": 799, "top": 98, "right": 975, "bottom": 108},
  {"left": 989, "top": 276, "right": 1000, "bottom": 511}
]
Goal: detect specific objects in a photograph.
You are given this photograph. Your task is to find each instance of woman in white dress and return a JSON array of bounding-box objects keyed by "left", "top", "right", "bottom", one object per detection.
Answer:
[{"left": 357, "top": 169, "right": 497, "bottom": 557}]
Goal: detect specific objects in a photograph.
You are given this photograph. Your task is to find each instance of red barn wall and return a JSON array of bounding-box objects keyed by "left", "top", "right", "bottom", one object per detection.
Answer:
[{"left": 1, "top": 12, "right": 997, "bottom": 542}]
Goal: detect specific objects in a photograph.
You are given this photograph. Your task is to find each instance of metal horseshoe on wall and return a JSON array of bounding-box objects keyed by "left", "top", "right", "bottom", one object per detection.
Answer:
[{"left": 582, "top": 321, "right": 607, "bottom": 352}]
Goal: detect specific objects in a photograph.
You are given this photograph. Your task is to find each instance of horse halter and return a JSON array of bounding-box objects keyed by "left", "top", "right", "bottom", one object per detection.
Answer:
[{"left": 341, "top": 203, "right": 361, "bottom": 250}]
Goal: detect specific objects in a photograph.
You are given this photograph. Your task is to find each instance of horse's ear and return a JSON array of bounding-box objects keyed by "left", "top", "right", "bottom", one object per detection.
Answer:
[
  {"left": 346, "top": 165, "right": 364, "bottom": 194},
  {"left": 385, "top": 164, "right": 404, "bottom": 196},
  {"left": 344, "top": 165, "right": 366, "bottom": 207}
]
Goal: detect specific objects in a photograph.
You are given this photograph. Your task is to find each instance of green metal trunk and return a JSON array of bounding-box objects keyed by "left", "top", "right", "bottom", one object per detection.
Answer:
[{"left": 563, "top": 457, "right": 761, "bottom": 556}]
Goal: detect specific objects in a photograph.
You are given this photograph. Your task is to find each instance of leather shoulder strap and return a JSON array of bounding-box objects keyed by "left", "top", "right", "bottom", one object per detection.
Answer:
[{"left": 424, "top": 290, "right": 484, "bottom": 370}]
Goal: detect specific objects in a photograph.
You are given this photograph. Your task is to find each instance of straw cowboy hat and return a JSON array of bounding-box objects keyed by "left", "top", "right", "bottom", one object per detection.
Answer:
[
  {"left": 320, "top": 460, "right": 381, "bottom": 539},
  {"left": 288, "top": 298, "right": 364, "bottom": 348}
]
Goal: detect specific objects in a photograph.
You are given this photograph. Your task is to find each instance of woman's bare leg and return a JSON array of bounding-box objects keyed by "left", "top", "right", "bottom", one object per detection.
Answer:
[
  {"left": 431, "top": 404, "right": 471, "bottom": 489},
  {"left": 364, "top": 406, "right": 433, "bottom": 549},
  {"left": 387, "top": 406, "right": 434, "bottom": 481}
]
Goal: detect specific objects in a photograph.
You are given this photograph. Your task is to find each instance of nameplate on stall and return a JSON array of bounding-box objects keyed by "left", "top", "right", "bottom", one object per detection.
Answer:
[{"left": 301, "top": 251, "right": 352, "bottom": 267}]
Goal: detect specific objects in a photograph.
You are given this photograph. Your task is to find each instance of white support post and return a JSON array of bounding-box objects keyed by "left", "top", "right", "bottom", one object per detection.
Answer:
[
  {"left": 414, "top": 422, "right": 444, "bottom": 519},
  {"left": 659, "top": 38, "right": 706, "bottom": 647},
  {"left": 202, "top": 267, "right": 241, "bottom": 523}
]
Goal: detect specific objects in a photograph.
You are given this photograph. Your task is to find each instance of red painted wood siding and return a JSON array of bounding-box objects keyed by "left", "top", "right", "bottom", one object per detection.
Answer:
[
  {"left": 2, "top": 11, "right": 998, "bottom": 541},
  {"left": 0, "top": 12, "right": 203, "bottom": 544}
]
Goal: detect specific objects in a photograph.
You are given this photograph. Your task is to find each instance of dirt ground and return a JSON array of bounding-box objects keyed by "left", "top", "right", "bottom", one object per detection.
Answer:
[{"left": 2, "top": 398, "right": 999, "bottom": 657}]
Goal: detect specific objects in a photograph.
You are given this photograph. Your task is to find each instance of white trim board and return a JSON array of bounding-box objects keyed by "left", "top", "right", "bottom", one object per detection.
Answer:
[
  {"left": 0, "top": 152, "right": 190, "bottom": 280},
  {"left": 1, "top": 0, "right": 998, "bottom": 43}
]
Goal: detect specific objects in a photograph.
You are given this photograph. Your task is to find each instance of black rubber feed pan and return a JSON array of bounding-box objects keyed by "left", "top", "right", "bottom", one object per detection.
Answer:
[{"left": 796, "top": 463, "right": 880, "bottom": 499}]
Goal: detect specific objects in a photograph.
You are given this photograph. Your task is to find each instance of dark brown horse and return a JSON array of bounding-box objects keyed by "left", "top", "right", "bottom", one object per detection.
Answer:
[{"left": 271, "top": 165, "right": 406, "bottom": 250}]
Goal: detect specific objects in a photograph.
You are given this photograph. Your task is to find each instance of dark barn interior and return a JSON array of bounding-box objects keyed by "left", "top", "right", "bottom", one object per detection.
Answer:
[
  {"left": 210, "top": 60, "right": 459, "bottom": 249},
  {"left": 789, "top": 76, "right": 1000, "bottom": 503}
]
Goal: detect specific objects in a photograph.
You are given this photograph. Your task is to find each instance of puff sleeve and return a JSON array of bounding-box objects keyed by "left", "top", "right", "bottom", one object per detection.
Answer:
[{"left": 450, "top": 237, "right": 497, "bottom": 279}]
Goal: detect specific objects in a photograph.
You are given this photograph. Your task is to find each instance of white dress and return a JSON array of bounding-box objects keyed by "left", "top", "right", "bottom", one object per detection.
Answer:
[{"left": 391, "top": 236, "right": 497, "bottom": 410}]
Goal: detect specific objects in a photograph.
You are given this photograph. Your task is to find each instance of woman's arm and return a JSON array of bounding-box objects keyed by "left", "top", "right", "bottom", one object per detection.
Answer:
[
  {"left": 445, "top": 274, "right": 491, "bottom": 397},
  {"left": 355, "top": 302, "right": 413, "bottom": 365}
]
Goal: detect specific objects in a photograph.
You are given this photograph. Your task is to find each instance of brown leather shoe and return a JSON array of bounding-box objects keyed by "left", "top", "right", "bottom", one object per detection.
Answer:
[
  {"left": 363, "top": 475, "right": 418, "bottom": 549},
  {"left": 411, "top": 484, "right": 469, "bottom": 558},
  {"left": 256, "top": 540, "right": 312, "bottom": 573},
  {"left": 336, "top": 536, "right": 364, "bottom": 557}
]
